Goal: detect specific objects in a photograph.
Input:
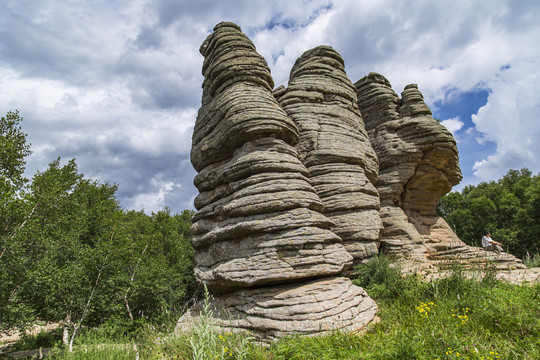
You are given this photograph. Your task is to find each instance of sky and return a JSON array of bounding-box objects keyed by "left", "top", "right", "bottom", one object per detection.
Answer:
[{"left": 1, "top": 0, "right": 539, "bottom": 213}]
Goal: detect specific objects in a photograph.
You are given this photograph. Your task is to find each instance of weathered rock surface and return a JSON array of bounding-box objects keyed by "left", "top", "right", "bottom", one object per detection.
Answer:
[
  {"left": 396, "top": 252, "right": 533, "bottom": 282},
  {"left": 184, "top": 22, "right": 537, "bottom": 341},
  {"left": 176, "top": 277, "right": 378, "bottom": 341},
  {"left": 355, "top": 73, "right": 463, "bottom": 259},
  {"left": 426, "top": 245, "right": 527, "bottom": 271},
  {"left": 354, "top": 73, "right": 527, "bottom": 272},
  {"left": 187, "top": 22, "right": 380, "bottom": 339},
  {"left": 275, "top": 46, "right": 382, "bottom": 268},
  {"left": 191, "top": 22, "right": 353, "bottom": 294}
]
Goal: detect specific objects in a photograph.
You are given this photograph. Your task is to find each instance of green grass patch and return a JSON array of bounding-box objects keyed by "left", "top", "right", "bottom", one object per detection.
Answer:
[
  {"left": 8, "top": 256, "right": 540, "bottom": 359},
  {"left": 524, "top": 253, "right": 540, "bottom": 268},
  {"left": 12, "top": 328, "right": 62, "bottom": 351}
]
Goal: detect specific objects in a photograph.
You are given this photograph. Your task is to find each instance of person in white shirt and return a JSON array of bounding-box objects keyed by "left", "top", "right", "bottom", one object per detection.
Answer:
[{"left": 482, "top": 231, "right": 503, "bottom": 253}]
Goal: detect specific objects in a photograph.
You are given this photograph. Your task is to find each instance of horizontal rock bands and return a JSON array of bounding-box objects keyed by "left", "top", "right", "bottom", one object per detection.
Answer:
[
  {"left": 310, "top": 172, "right": 378, "bottom": 197},
  {"left": 194, "top": 189, "right": 323, "bottom": 219},
  {"left": 192, "top": 85, "right": 298, "bottom": 171},
  {"left": 195, "top": 226, "right": 343, "bottom": 266},
  {"left": 277, "top": 45, "right": 382, "bottom": 265},
  {"left": 319, "top": 191, "right": 380, "bottom": 211},
  {"left": 193, "top": 137, "right": 306, "bottom": 192},
  {"left": 342, "top": 241, "right": 379, "bottom": 260},
  {"left": 191, "top": 207, "right": 336, "bottom": 250},
  {"left": 200, "top": 23, "right": 274, "bottom": 96},
  {"left": 194, "top": 172, "right": 315, "bottom": 210},
  {"left": 176, "top": 277, "right": 378, "bottom": 340},
  {"left": 195, "top": 243, "right": 351, "bottom": 293}
]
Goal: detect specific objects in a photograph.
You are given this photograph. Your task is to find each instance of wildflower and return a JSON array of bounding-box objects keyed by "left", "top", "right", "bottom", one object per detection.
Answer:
[{"left": 416, "top": 301, "right": 437, "bottom": 318}]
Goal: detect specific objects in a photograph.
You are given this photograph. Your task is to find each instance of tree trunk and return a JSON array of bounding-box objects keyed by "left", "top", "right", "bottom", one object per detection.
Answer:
[{"left": 62, "top": 313, "right": 71, "bottom": 348}]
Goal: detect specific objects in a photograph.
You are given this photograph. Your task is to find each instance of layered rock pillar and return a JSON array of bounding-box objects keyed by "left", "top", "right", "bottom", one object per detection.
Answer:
[
  {"left": 180, "top": 22, "right": 377, "bottom": 340},
  {"left": 274, "top": 46, "right": 382, "bottom": 269},
  {"left": 354, "top": 73, "right": 463, "bottom": 257}
]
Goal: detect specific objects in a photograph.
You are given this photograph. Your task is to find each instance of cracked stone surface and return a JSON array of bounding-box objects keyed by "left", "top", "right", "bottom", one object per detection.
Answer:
[{"left": 176, "top": 277, "right": 378, "bottom": 341}]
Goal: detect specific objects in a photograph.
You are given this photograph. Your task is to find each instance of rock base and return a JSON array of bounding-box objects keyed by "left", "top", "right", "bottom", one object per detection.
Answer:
[
  {"left": 393, "top": 245, "right": 538, "bottom": 285},
  {"left": 176, "top": 277, "right": 378, "bottom": 341}
]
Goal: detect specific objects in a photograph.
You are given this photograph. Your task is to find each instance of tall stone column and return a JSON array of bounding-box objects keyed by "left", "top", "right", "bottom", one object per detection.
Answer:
[
  {"left": 275, "top": 46, "right": 382, "bottom": 270},
  {"left": 179, "top": 22, "right": 377, "bottom": 340}
]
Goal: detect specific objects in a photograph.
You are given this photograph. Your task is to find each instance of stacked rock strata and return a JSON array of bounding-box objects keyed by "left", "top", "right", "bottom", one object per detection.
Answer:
[
  {"left": 355, "top": 73, "right": 463, "bottom": 258},
  {"left": 182, "top": 22, "right": 377, "bottom": 339},
  {"left": 354, "top": 73, "right": 527, "bottom": 270},
  {"left": 178, "top": 277, "right": 377, "bottom": 341},
  {"left": 274, "top": 46, "right": 382, "bottom": 269}
]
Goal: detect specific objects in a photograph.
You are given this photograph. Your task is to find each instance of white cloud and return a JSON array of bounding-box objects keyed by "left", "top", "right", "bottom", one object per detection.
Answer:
[
  {"left": 126, "top": 173, "right": 181, "bottom": 213},
  {"left": 1, "top": 0, "right": 540, "bottom": 212},
  {"left": 472, "top": 59, "right": 540, "bottom": 180},
  {"left": 440, "top": 117, "right": 464, "bottom": 136}
]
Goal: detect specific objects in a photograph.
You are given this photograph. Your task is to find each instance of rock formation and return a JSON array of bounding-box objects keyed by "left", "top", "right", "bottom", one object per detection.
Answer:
[
  {"left": 354, "top": 73, "right": 463, "bottom": 258},
  {"left": 180, "top": 22, "right": 378, "bottom": 339},
  {"left": 274, "top": 46, "right": 382, "bottom": 269},
  {"left": 177, "top": 277, "right": 377, "bottom": 341},
  {"left": 354, "top": 73, "right": 525, "bottom": 270},
  {"left": 179, "top": 23, "right": 531, "bottom": 340}
]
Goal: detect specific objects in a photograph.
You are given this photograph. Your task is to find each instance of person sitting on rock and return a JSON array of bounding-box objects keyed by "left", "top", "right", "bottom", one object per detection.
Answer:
[{"left": 482, "top": 231, "right": 503, "bottom": 253}]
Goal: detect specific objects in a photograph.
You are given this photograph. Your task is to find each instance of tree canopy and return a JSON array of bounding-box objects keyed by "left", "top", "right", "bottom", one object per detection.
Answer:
[
  {"left": 438, "top": 168, "right": 540, "bottom": 258},
  {"left": 0, "top": 111, "right": 196, "bottom": 346}
]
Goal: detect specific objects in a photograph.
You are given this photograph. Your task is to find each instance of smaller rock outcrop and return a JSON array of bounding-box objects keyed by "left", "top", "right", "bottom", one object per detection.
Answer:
[
  {"left": 354, "top": 73, "right": 526, "bottom": 271},
  {"left": 355, "top": 72, "right": 462, "bottom": 258}
]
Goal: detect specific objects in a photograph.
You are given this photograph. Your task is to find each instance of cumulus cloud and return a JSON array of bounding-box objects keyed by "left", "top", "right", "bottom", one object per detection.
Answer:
[
  {"left": 1, "top": 0, "right": 539, "bottom": 212},
  {"left": 125, "top": 173, "right": 181, "bottom": 213},
  {"left": 472, "top": 59, "right": 540, "bottom": 180},
  {"left": 440, "top": 117, "right": 464, "bottom": 136}
]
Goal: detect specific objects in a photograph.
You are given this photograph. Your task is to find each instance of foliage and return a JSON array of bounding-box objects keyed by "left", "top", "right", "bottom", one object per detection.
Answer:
[
  {"left": 438, "top": 168, "right": 540, "bottom": 259},
  {"left": 0, "top": 111, "right": 196, "bottom": 347},
  {"left": 26, "top": 256, "right": 539, "bottom": 359},
  {"left": 354, "top": 255, "right": 422, "bottom": 301},
  {"left": 524, "top": 253, "right": 540, "bottom": 268},
  {"left": 0, "top": 110, "right": 31, "bottom": 192},
  {"left": 12, "top": 328, "right": 62, "bottom": 351}
]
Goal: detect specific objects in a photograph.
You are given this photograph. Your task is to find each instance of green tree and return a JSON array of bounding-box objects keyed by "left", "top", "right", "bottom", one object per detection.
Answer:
[
  {"left": 0, "top": 110, "right": 30, "bottom": 190},
  {"left": 116, "top": 209, "right": 196, "bottom": 326},
  {"left": 4, "top": 158, "right": 121, "bottom": 348},
  {"left": 0, "top": 111, "right": 34, "bottom": 327},
  {"left": 1, "top": 110, "right": 197, "bottom": 343},
  {"left": 438, "top": 168, "right": 540, "bottom": 258},
  {"left": 1, "top": 110, "right": 32, "bottom": 242}
]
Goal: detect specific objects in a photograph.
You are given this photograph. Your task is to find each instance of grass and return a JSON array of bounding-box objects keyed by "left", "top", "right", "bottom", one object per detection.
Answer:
[
  {"left": 6, "top": 256, "right": 540, "bottom": 359},
  {"left": 524, "top": 253, "right": 540, "bottom": 268},
  {"left": 11, "top": 328, "right": 62, "bottom": 351}
]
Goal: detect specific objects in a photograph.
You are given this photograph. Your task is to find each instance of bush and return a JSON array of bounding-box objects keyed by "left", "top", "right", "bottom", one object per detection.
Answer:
[{"left": 354, "top": 255, "right": 423, "bottom": 302}]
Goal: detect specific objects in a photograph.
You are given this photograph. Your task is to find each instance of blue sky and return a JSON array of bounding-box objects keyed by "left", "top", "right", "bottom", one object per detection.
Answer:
[
  {"left": 1, "top": 0, "right": 539, "bottom": 213},
  {"left": 431, "top": 89, "right": 496, "bottom": 190}
]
